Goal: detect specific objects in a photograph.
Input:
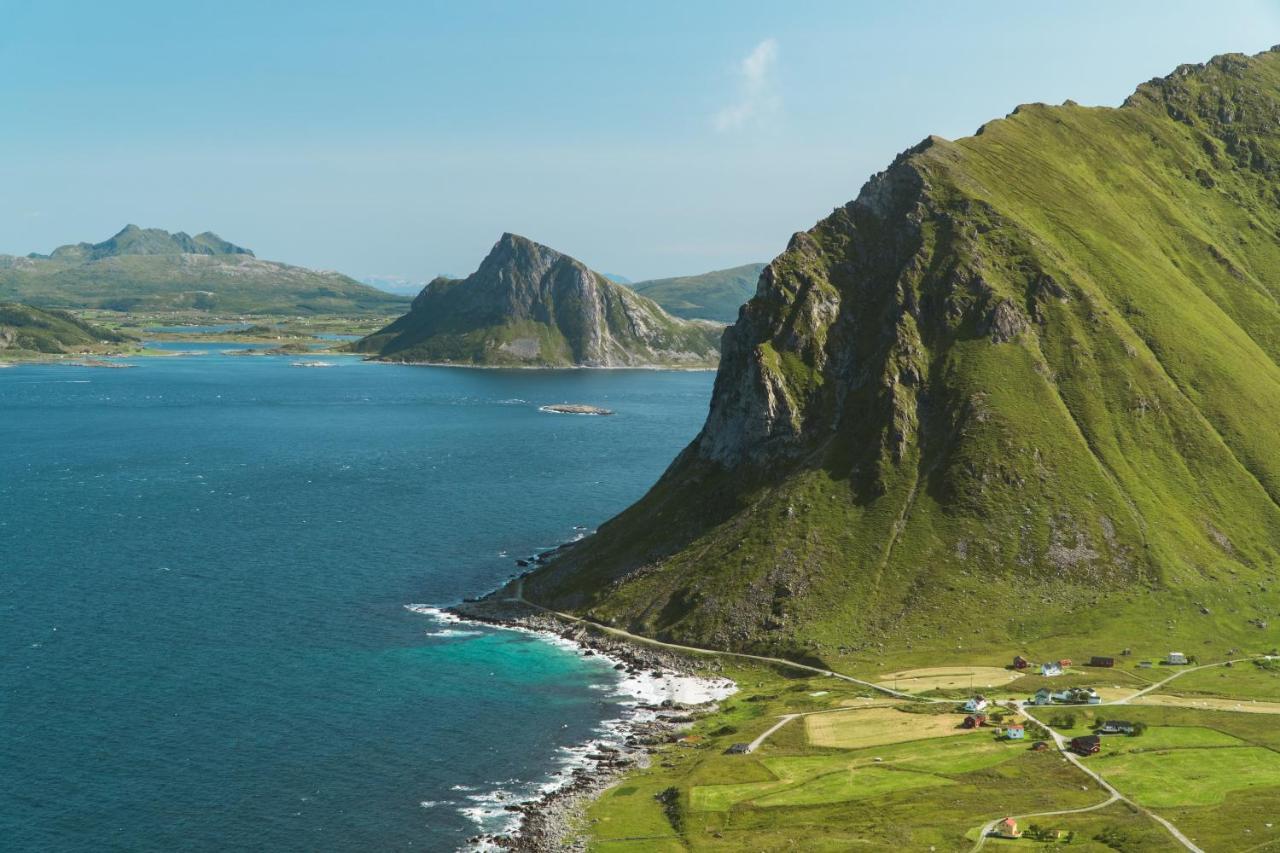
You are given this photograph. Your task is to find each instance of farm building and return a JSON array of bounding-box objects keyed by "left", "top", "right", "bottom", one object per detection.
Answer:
[
  {"left": 962, "top": 713, "right": 987, "bottom": 729},
  {"left": 1167, "top": 651, "right": 1189, "bottom": 665},
  {"left": 1013, "top": 655, "right": 1030, "bottom": 670},
  {"left": 725, "top": 743, "right": 750, "bottom": 755},
  {"left": 993, "top": 817, "right": 1022, "bottom": 839},
  {"left": 1089, "top": 656, "right": 1115, "bottom": 667},
  {"left": 1098, "top": 720, "right": 1135, "bottom": 735},
  {"left": 1070, "top": 735, "right": 1101, "bottom": 755}
]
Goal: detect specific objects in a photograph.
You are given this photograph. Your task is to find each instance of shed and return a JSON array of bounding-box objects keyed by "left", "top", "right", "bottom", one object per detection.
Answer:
[
  {"left": 1089, "top": 656, "right": 1115, "bottom": 668},
  {"left": 1167, "top": 651, "right": 1188, "bottom": 665}
]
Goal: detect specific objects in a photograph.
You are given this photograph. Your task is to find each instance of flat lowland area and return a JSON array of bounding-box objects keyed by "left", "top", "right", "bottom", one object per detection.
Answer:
[
  {"left": 1100, "top": 744, "right": 1280, "bottom": 807},
  {"left": 874, "top": 665, "right": 1020, "bottom": 692},
  {"left": 806, "top": 706, "right": 976, "bottom": 749},
  {"left": 1131, "top": 693, "right": 1280, "bottom": 714},
  {"left": 836, "top": 697, "right": 905, "bottom": 709}
]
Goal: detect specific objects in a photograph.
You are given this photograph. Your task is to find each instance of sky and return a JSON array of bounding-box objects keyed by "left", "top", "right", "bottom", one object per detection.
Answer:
[{"left": 1, "top": 1, "right": 1278, "bottom": 282}]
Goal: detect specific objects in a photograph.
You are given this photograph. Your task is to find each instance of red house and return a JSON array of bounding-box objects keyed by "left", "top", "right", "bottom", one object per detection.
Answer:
[
  {"left": 962, "top": 713, "right": 987, "bottom": 729},
  {"left": 1013, "top": 655, "right": 1030, "bottom": 670},
  {"left": 1070, "top": 735, "right": 1101, "bottom": 755}
]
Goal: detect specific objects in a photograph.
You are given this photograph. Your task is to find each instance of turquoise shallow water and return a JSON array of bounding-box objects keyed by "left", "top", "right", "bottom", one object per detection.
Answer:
[{"left": 0, "top": 352, "right": 712, "bottom": 851}]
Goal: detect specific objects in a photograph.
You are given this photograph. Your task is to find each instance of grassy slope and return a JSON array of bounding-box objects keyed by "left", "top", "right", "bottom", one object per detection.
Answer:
[
  {"left": 0, "top": 254, "right": 407, "bottom": 316},
  {"left": 0, "top": 302, "right": 133, "bottom": 355},
  {"left": 525, "top": 50, "right": 1280, "bottom": 668},
  {"left": 629, "top": 263, "right": 766, "bottom": 323}
]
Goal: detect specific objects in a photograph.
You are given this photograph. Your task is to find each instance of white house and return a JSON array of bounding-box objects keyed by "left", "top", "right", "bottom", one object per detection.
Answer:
[
  {"left": 1041, "top": 662, "right": 1063, "bottom": 677},
  {"left": 963, "top": 695, "right": 989, "bottom": 713},
  {"left": 1167, "top": 651, "right": 1188, "bottom": 665}
]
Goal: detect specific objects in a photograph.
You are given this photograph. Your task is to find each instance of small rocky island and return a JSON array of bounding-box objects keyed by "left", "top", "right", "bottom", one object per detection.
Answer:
[{"left": 540, "top": 404, "right": 614, "bottom": 416}]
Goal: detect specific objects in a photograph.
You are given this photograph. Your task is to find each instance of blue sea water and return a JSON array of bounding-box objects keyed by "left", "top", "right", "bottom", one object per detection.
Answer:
[{"left": 0, "top": 351, "right": 713, "bottom": 851}]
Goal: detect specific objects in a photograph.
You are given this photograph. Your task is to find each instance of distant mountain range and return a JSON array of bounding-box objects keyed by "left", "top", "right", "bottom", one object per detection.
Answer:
[
  {"left": 628, "top": 263, "right": 765, "bottom": 323},
  {"left": 352, "top": 233, "right": 723, "bottom": 367},
  {"left": 0, "top": 225, "right": 409, "bottom": 316}
]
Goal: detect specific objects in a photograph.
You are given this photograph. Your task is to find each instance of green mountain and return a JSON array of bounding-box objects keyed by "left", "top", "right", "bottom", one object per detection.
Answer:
[
  {"left": 629, "top": 263, "right": 766, "bottom": 322},
  {"left": 0, "top": 302, "right": 132, "bottom": 355},
  {"left": 0, "top": 225, "right": 409, "bottom": 316},
  {"left": 353, "top": 233, "right": 723, "bottom": 367},
  {"left": 522, "top": 49, "right": 1280, "bottom": 665}
]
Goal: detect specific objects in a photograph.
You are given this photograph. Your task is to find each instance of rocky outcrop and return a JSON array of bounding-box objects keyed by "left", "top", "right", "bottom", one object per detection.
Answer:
[{"left": 353, "top": 234, "right": 722, "bottom": 367}]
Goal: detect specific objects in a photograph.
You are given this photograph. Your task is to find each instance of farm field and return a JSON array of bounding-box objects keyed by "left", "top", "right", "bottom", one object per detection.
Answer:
[
  {"left": 581, "top": 651, "right": 1280, "bottom": 852},
  {"left": 804, "top": 706, "right": 981, "bottom": 749},
  {"left": 873, "top": 666, "right": 1021, "bottom": 692}
]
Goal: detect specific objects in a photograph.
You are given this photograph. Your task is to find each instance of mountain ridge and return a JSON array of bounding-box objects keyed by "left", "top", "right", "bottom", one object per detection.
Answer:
[
  {"left": 628, "top": 263, "right": 766, "bottom": 323},
  {"left": 353, "top": 233, "right": 723, "bottom": 367},
  {"left": 0, "top": 226, "right": 407, "bottom": 316},
  {"left": 520, "top": 48, "right": 1280, "bottom": 665}
]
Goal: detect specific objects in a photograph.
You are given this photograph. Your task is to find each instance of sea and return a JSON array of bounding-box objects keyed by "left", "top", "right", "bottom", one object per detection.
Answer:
[{"left": 0, "top": 343, "right": 714, "bottom": 851}]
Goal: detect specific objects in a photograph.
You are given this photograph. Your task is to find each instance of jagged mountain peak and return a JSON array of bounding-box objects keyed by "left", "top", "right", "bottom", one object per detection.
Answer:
[{"left": 355, "top": 233, "right": 721, "bottom": 367}]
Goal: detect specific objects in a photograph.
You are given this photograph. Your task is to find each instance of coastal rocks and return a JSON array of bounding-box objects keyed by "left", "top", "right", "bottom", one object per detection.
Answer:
[
  {"left": 538, "top": 404, "right": 615, "bottom": 416},
  {"left": 450, "top": 594, "right": 733, "bottom": 852}
]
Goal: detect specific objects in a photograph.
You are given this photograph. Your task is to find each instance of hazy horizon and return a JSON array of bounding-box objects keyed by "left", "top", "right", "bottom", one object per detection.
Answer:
[{"left": 2, "top": 0, "right": 1278, "bottom": 282}]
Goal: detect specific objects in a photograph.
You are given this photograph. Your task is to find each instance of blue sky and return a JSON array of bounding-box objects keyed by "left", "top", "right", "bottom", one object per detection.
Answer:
[{"left": 1, "top": 1, "right": 1278, "bottom": 281}]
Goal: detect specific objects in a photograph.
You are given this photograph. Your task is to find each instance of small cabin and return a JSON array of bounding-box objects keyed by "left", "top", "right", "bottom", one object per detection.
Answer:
[
  {"left": 963, "top": 695, "right": 989, "bottom": 713},
  {"left": 1098, "top": 720, "right": 1135, "bottom": 735},
  {"left": 1138, "top": 660, "right": 1154, "bottom": 669},
  {"left": 1031, "top": 740, "right": 1051, "bottom": 751},
  {"left": 993, "top": 817, "right": 1022, "bottom": 839},
  {"left": 1070, "top": 734, "right": 1101, "bottom": 755},
  {"left": 1041, "top": 662, "right": 1063, "bottom": 677},
  {"left": 725, "top": 743, "right": 751, "bottom": 755},
  {"left": 1089, "top": 656, "right": 1115, "bottom": 668},
  {"left": 1005, "top": 724, "right": 1026, "bottom": 740},
  {"left": 962, "top": 713, "right": 987, "bottom": 729},
  {"left": 1058, "top": 658, "right": 1073, "bottom": 667},
  {"left": 1167, "top": 651, "right": 1188, "bottom": 665},
  {"left": 1013, "top": 655, "right": 1030, "bottom": 670}
]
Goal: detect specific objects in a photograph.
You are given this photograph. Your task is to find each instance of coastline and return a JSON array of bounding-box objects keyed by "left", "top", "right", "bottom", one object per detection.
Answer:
[
  {"left": 427, "top": 595, "right": 736, "bottom": 852},
  {"left": 360, "top": 357, "right": 718, "bottom": 372}
]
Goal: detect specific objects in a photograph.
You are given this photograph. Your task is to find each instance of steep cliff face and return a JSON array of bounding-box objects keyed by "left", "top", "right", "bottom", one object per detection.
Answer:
[
  {"left": 354, "top": 234, "right": 722, "bottom": 367},
  {"left": 524, "top": 50, "right": 1280, "bottom": 664}
]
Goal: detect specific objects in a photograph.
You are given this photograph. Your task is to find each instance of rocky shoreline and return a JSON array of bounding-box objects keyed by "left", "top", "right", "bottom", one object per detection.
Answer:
[{"left": 447, "top": 595, "right": 734, "bottom": 852}]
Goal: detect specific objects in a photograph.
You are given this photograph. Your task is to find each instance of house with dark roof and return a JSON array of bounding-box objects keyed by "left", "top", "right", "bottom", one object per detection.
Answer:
[
  {"left": 1070, "top": 734, "right": 1101, "bottom": 755},
  {"left": 1089, "top": 656, "right": 1115, "bottom": 668},
  {"left": 1098, "top": 720, "right": 1136, "bottom": 735}
]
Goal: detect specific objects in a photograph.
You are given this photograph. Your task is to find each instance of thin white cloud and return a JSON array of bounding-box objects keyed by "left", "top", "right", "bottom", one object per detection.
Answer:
[{"left": 714, "top": 38, "right": 780, "bottom": 132}]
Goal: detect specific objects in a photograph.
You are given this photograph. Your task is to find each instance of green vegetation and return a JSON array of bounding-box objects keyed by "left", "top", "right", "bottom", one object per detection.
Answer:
[
  {"left": 0, "top": 302, "right": 132, "bottom": 358},
  {"left": 628, "top": 263, "right": 765, "bottom": 322},
  {"left": 353, "top": 233, "right": 722, "bottom": 367},
  {"left": 525, "top": 48, "right": 1280, "bottom": 667},
  {"left": 0, "top": 225, "right": 407, "bottom": 316}
]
